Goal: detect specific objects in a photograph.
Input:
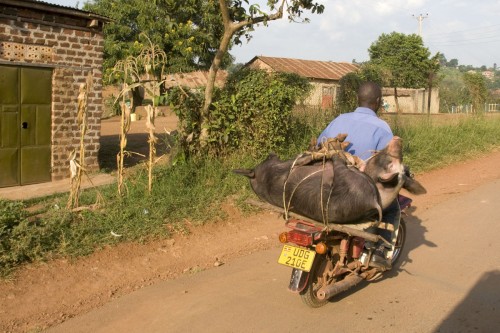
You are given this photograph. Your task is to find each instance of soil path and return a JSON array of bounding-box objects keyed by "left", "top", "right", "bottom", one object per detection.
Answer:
[{"left": 1, "top": 118, "right": 499, "bottom": 332}]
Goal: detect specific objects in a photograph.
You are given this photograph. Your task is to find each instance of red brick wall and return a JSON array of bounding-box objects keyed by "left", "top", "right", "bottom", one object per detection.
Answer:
[{"left": 0, "top": 7, "right": 104, "bottom": 181}]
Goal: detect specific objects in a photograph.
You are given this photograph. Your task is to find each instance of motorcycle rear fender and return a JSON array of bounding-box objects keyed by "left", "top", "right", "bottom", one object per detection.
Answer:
[{"left": 288, "top": 268, "right": 310, "bottom": 293}]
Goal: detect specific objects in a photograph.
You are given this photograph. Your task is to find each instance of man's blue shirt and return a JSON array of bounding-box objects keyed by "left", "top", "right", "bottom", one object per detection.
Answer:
[{"left": 317, "top": 107, "right": 393, "bottom": 160}]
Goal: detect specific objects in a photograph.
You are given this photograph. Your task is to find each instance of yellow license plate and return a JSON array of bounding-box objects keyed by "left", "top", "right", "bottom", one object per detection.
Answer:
[{"left": 278, "top": 245, "right": 316, "bottom": 272}]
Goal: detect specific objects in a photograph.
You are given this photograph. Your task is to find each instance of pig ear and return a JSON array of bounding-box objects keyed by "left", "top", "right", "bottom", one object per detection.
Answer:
[
  {"left": 378, "top": 172, "right": 399, "bottom": 185},
  {"left": 232, "top": 169, "right": 255, "bottom": 179},
  {"left": 403, "top": 177, "right": 427, "bottom": 195}
]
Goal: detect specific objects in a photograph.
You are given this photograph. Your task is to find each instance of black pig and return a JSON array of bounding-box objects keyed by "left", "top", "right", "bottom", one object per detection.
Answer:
[{"left": 234, "top": 137, "right": 426, "bottom": 224}]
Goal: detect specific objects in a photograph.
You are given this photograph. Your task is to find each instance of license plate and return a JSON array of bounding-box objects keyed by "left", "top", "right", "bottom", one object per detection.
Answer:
[{"left": 278, "top": 245, "right": 316, "bottom": 272}]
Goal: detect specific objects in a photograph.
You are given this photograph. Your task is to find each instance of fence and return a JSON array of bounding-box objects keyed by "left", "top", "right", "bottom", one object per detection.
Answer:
[
  {"left": 449, "top": 104, "right": 500, "bottom": 113},
  {"left": 486, "top": 103, "right": 500, "bottom": 112}
]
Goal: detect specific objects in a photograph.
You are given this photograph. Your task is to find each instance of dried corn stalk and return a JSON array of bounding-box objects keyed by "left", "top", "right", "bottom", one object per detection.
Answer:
[
  {"left": 138, "top": 33, "right": 167, "bottom": 194},
  {"left": 109, "top": 34, "right": 167, "bottom": 195},
  {"left": 67, "top": 76, "right": 91, "bottom": 209},
  {"left": 145, "top": 105, "right": 157, "bottom": 193},
  {"left": 117, "top": 83, "right": 132, "bottom": 195}
]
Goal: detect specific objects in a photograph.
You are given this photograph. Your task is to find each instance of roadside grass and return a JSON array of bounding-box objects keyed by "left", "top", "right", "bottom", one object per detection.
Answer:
[
  {"left": 390, "top": 114, "right": 500, "bottom": 172},
  {"left": 1, "top": 114, "right": 500, "bottom": 276}
]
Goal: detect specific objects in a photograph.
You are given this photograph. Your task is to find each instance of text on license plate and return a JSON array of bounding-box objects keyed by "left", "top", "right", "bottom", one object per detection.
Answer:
[{"left": 277, "top": 245, "right": 316, "bottom": 272}]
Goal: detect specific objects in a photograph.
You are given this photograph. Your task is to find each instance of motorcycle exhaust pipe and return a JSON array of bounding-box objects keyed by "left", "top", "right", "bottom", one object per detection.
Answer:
[{"left": 316, "top": 274, "right": 364, "bottom": 300}]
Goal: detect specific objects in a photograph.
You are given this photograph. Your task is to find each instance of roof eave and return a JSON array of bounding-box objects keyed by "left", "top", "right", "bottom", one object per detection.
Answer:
[{"left": 0, "top": 0, "right": 110, "bottom": 22}]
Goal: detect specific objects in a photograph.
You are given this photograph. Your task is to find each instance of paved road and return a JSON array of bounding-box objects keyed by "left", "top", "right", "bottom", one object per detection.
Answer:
[{"left": 48, "top": 180, "right": 500, "bottom": 333}]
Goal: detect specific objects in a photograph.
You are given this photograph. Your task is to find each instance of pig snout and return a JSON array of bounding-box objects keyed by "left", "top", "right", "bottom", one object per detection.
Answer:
[{"left": 387, "top": 136, "right": 402, "bottom": 159}]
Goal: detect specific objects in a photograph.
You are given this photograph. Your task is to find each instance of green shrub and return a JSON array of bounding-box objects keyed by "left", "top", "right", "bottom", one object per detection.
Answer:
[{"left": 169, "top": 68, "right": 311, "bottom": 157}]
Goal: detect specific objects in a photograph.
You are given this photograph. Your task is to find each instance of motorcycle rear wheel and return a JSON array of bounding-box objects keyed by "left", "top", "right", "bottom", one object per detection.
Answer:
[
  {"left": 300, "top": 254, "right": 330, "bottom": 308},
  {"left": 391, "top": 218, "right": 406, "bottom": 266}
]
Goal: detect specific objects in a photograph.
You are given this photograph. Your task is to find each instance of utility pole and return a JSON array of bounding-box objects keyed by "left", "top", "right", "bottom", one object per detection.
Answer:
[{"left": 412, "top": 13, "right": 428, "bottom": 36}]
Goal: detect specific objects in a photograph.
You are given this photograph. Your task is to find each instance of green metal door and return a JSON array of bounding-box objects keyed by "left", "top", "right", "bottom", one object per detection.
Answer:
[{"left": 0, "top": 65, "right": 52, "bottom": 187}]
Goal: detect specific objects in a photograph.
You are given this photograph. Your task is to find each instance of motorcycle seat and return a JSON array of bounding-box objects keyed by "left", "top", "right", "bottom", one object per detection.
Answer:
[{"left": 340, "top": 220, "right": 394, "bottom": 232}]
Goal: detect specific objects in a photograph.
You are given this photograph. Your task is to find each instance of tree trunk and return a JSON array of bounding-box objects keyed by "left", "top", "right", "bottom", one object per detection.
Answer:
[
  {"left": 427, "top": 72, "right": 433, "bottom": 115},
  {"left": 132, "top": 86, "right": 144, "bottom": 112},
  {"left": 199, "top": 29, "right": 234, "bottom": 148},
  {"left": 394, "top": 87, "right": 401, "bottom": 113},
  {"left": 197, "top": 0, "right": 285, "bottom": 149}
]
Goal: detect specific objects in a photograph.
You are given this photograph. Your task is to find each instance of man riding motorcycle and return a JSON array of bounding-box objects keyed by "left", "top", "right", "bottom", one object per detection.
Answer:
[{"left": 317, "top": 81, "right": 398, "bottom": 270}]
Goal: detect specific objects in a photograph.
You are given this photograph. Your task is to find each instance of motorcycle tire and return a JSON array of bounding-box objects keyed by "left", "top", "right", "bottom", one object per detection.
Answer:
[
  {"left": 391, "top": 218, "right": 406, "bottom": 266},
  {"left": 300, "top": 254, "right": 330, "bottom": 308}
]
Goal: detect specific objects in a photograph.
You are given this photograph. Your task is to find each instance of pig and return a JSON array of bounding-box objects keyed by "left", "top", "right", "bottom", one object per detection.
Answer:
[
  {"left": 233, "top": 136, "right": 426, "bottom": 224},
  {"left": 363, "top": 137, "right": 426, "bottom": 209}
]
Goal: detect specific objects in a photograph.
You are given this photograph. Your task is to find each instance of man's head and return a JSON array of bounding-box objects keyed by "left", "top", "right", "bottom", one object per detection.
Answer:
[{"left": 358, "top": 81, "right": 382, "bottom": 112}]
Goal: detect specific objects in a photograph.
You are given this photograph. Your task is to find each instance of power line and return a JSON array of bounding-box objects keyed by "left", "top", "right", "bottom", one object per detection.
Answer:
[
  {"left": 427, "top": 37, "right": 500, "bottom": 47},
  {"left": 425, "top": 23, "right": 500, "bottom": 38}
]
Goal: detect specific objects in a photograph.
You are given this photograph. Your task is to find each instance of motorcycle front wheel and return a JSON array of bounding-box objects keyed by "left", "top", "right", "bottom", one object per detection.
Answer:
[{"left": 300, "top": 254, "right": 330, "bottom": 308}]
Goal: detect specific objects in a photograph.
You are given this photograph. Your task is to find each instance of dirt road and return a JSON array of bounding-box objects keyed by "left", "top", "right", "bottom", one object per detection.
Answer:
[
  {"left": 47, "top": 179, "right": 500, "bottom": 332},
  {"left": 1, "top": 143, "right": 500, "bottom": 332}
]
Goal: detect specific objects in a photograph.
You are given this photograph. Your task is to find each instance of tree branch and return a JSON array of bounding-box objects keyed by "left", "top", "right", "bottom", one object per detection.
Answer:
[{"left": 231, "top": 0, "right": 285, "bottom": 32}]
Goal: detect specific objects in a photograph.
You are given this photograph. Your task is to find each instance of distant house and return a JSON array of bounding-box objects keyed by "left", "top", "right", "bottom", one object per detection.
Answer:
[
  {"left": 482, "top": 71, "right": 495, "bottom": 81},
  {"left": 381, "top": 87, "right": 440, "bottom": 114},
  {"left": 164, "top": 70, "right": 228, "bottom": 90},
  {"left": 246, "top": 56, "right": 359, "bottom": 109}
]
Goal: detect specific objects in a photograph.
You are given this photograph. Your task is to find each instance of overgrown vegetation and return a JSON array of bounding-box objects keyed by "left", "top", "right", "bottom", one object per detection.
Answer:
[
  {"left": 1, "top": 114, "right": 500, "bottom": 276},
  {"left": 391, "top": 115, "right": 500, "bottom": 171},
  {"left": 438, "top": 67, "right": 490, "bottom": 113},
  {"left": 169, "top": 68, "right": 311, "bottom": 157}
]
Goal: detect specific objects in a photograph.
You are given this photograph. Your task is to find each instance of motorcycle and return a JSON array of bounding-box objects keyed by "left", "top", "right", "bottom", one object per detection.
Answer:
[{"left": 276, "top": 194, "right": 413, "bottom": 308}]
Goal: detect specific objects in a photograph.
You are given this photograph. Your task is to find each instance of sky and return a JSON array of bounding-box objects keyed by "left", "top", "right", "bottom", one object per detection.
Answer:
[{"left": 47, "top": 0, "right": 500, "bottom": 68}]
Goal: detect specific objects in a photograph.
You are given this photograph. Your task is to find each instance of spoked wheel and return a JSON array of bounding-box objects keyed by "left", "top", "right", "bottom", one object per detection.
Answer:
[
  {"left": 300, "top": 255, "right": 330, "bottom": 308},
  {"left": 391, "top": 218, "right": 406, "bottom": 266}
]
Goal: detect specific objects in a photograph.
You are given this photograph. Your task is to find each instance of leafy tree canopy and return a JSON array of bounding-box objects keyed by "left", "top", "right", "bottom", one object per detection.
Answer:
[
  {"left": 438, "top": 67, "right": 490, "bottom": 112},
  {"left": 447, "top": 58, "right": 459, "bottom": 68},
  {"left": 462, "top": 71, "right": 488, "bottom": 111},
  {"left": 168, "top": 68, "right": 311, "bottom": 157},
  {"left": 83, "top": 0, "right": 228, "bottom": 81},
  {"left": 368, "top": 32, "right": 440, "bottom": 89}
]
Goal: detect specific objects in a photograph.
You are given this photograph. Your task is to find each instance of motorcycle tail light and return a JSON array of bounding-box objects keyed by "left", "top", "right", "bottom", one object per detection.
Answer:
[
  {"left": 278, "top": 232, "right": 288, "bottom": 244},
  {"left": 315, "top": 242, "right": 328, "bottom": 254},
  {"left": 287, "top": 230, "right": 313, "bottom": 247}
]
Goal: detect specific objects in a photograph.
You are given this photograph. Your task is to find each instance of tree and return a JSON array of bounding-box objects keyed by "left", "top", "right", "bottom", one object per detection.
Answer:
[
  {"left": 336, "top": 72, "right": 362, "bottom": 114},
  {"left": 438, "top": 67, "right": 467, "bottom": 112},
  {"left": 438, "top": 67, "right": 490, "bottom": 112},
  {"left": 336, "top": 63, "right": 390, "bottom": 114},
  {"left": 447, "top": 58, "right": 458, "bottom": 68},
  {"left": 83, "top": 0, "right": 227, "bottom": 77},
  {"left": 438, "top": 53, "right": 447, "bottom": 67},
  {"left": 198, "top": 0, "right": 324, "bottom": 148},
  {"left": 368, "top": 32, "right": 440, "bottom": 112},
  {"left": 463, "top": 72, "right": 488, "bottom": 112},
  {"left": 168, "top": 69, "right": 311, "bottom": 157}
]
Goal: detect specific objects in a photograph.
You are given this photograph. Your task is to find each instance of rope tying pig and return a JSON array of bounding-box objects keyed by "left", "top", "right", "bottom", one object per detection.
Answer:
[{"left": 282, "top": 134, "right": 369, "bottom": 226}]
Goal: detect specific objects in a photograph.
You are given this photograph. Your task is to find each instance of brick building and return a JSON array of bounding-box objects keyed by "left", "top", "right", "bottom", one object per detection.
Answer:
[{"left": 0, "top": 0, "right": 108, "bottom": 188}]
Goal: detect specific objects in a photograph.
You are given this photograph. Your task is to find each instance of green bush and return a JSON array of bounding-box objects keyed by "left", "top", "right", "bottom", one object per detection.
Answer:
[
  {"left": 169, "top": 68, "right": 311, "bottom": 157},
  {"left": 0, "top": 201, "right": 27, "bottom": 270}
]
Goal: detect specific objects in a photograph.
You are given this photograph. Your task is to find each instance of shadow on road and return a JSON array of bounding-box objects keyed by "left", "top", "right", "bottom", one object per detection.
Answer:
[
  {"left": 327, "top": 204, "right": 436, "bottom": 303},
  {"left": 397, "top": 207, "right": 438, "bottom": 270},
  {"left": 434, "top": 270, "right": 500, "bottom": 332}
]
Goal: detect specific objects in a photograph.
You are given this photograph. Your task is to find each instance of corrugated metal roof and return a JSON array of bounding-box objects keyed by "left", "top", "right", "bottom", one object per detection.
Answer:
[
  {"left": 248, "top": 56, "right": 359, "bottom": 81},
  {"left": 31, "top": 0, "right": 81, "bottom": 11},
  {"left": 0, "top": 0, "right": 110, "bottom": 21}
]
